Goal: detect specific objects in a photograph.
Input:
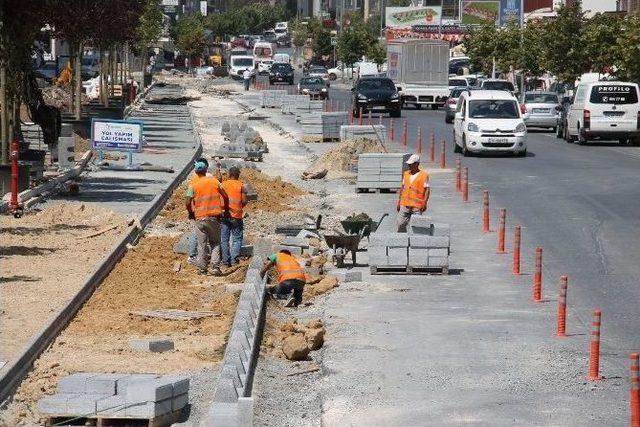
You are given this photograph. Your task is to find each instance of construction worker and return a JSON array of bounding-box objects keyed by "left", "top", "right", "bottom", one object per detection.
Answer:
[
  {"left": 185, "top": 160, "right": 229, "bottom": 275},
  {"left": 396, "top": 154, "right": 430, "bottom": 232},
  {"left": 260, "top": 249, "right": 306, "bottom": 307},
  {"left": 220, "top": 166, "right": 247, "bottom": 267}
]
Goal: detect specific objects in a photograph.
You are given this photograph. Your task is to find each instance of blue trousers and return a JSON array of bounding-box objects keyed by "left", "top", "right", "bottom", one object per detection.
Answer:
[{"left": 221, "top": 218, "right": 243, "bottom": 265}]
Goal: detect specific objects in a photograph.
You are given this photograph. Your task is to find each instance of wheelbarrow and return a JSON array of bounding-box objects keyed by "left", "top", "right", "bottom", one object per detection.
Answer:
[
  {"left": 340, "top": 213, "right": 388, "bottom": 238},
  {"left": 323, "top": 233, "right": 362, "bottom": 268}
]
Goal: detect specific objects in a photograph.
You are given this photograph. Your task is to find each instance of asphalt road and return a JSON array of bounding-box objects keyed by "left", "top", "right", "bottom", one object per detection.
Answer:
[{"left": 330, "top": 85, "right": 640, "bottom": 363}]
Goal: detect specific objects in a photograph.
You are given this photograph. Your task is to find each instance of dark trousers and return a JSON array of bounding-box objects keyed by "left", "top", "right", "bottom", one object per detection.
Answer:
[{"left": 271, "top": 279, "right": 305, "bottom": 306}]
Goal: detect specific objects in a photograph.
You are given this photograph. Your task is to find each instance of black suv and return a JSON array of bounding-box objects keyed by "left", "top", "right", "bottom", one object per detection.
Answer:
[
  {"left": 352, "top": 77, "right": 401, "bottom": 117},
  {"left": 269, "top": 63, "right": 294, "bottom": 85}
]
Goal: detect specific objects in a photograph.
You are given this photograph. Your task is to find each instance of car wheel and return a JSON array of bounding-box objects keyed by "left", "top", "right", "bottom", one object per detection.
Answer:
[
  {"left": 431, "top": 104, "right": 438, "bottom": 110},
  {"left": 555, "top": 125, "right": 563, "bottom": 139},
  {"left": 415, "top": 104, "right": 422, "bottom": 110},
  {"left": 329, "top": 73, "right": 337, "bottom": 81},
  {"left": 564, "top": 123, "right": 574, "bottom": 143},
  {"left": 462, "top": 136, "right": 471, "bottom": 157},
  {"left": 454, "top": 135, "right": 462, "bottom": 153},
  {"left": 516, "top": 149, "right": 527, "bottom": 157},
  {"left": 390, "top": 108, "right": 401, "bottom": 118},
  {"left": 577, "top": 126, "right": 587, "bottom": 145},
  {"left": 445, "top": 116, "right": 452, "bottom": 124}
]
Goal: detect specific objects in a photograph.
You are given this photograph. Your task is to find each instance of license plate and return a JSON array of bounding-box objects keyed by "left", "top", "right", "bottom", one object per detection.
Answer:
[
  {"left": 373, "top": 106, "right": 386, "bottom": 110},
  {"left": 276, "top": 77, "right": 283, "bottom": 81},
  {"left": 488, "top": 138, "right": 509, "bottom": 144},
  {"left": 532, "top": 108, "right": 550, "bottom": 114},
  {"left": 604, "top": 111, "right": 624, "bottom": 117}
]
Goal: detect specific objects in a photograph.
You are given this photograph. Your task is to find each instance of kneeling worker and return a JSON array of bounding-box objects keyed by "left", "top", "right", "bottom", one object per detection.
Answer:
[
  {"left": 260, "top": 249, "right": 306, "bottom": 307},
  {"left": 396, "top": 154, "right": 430, "bottom": 232}
]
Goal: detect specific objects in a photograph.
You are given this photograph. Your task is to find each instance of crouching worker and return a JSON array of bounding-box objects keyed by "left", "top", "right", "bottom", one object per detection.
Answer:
[{"left": 260, "top": 249, "right": 306, "bottom": 307}]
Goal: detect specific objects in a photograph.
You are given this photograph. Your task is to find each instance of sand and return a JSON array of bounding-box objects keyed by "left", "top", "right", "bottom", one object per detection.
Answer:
[{"left": 305, "top": 138, "right": 387, "bottom": 179}]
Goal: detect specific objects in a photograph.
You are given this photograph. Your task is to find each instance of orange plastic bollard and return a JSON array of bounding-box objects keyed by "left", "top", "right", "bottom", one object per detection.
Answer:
[
  {"left": 497, "top": 209, "right": 506, "bottom": 254},
  {"left": 440, "top": 140, "right": 446, "bottom": 168},
  {"left": 631, "top": 353, "right": 640, "bottom": 427},
  {"left": 588, "top": 310, "right": 602, "bottom": 381},
  {"left": 512, "top": 225, "right": 521, "bottom": 275},
  {"left": 533, "top": 247, "right": 543, "bottom": 302},
  {"left": 462, "top": 167, "right": 468, "bottom": 202},
  {"left": 482, "top": 190, "right": 490, "bottom": 233},
  {"left": 557, "top": 276, "right": 568, "bottom": 337}
]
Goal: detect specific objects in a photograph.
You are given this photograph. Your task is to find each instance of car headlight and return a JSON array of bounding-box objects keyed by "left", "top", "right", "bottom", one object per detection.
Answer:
[
  {"left": 467, "top": 122, "right": 479, "bottom": 132},
  {"left": 390, "top": 93, "right": 399, "bottom": 99},
  {"left": 515, "top": 122, "right": 526, "bottom": 133},
  {"left": 302, "top": 89, "right": 309, "bottom": 93},
  {"left": 358, "top": 94, "right": 367, "bottom": 100},
  {"left": 321, "top": 88, "right": 327, "bottom": 92}
]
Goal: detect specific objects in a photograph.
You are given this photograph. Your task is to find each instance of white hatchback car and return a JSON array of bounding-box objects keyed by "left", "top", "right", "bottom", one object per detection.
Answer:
[{"left": 453, "top": 90, "right": 527, "bottom": 157}]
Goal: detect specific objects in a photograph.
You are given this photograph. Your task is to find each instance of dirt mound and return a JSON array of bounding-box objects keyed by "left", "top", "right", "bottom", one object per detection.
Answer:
[
  {"left": 304, "top": 274, "right": 338, "bottom": 299},
  {"left": 305, "top": 138, "right": 387, "bottom": 179},
  {"left": 262, "top": 317, "right": 326, "bottom": 360},
  {"left": 241, "top": 169, "right": 305, "bottom": 214}
]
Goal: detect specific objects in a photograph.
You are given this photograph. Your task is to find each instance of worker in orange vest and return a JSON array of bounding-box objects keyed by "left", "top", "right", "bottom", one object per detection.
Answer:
[
  {"left": 396, "top": 154, "right": 430, "bottom": 232},
  {"left": 260, "top": 249, "right": 306, "bottom": 307},
  {"left": 185, "top": 160, "right": 229, "bottom": 275},
  {"left": 220, "top": 166, "right": 247, "bottom": 267}
]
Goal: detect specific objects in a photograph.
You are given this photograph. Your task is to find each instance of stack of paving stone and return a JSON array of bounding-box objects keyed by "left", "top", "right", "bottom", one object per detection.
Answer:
[
  {"left": 260, "top": 90, "right": 287, "bottom": 108},
  {"left": 299, "top": 114, "right": 323, "bottom": 139},
  {"left": 295, "top": 100, "right": 323, "bottom": 120},
  {"left": 37, "top": 373, "right": 189, "bottom": 420},
  {"left": 340, "top": 124, "right": 387, "bottom": 145},
  {"left": 322, "top": 112, "right": 349, "bottom": 141},
  {"left": 368, "top": 219, "right": 450, "bottom": 273},
  {"left": 356, "top": 152, "right": 409, "bottom": 192},
  {"left": 217, "top": 123, "right": 266, "bottom": 161},
  {"left": 281, "top": 95, "right": 308, "bottom": 114}
]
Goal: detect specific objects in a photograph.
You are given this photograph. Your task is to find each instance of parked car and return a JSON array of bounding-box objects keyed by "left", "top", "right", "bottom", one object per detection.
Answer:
[
  {"left": 228, "top": 55, "right": 254, "bottom": 80},
  {"left": 307, "top": 66, "right": 329, "bottom": 83},
  {"left": 298, "top": 76, "right": 329, "bottom": 99},
  {"left": 328, "top": 62, "right": 378, "bottom": 80},
  {"left": 521, "top": 91, "right": 560, "bottom": 131},
  {"left": 445, "top": 87, "right": 471, "bottom": 124},
  {"left": 565, "top": 81, "right": 640, "bottom": 145},
  {"left": 273, "top": 53, "right": 290, "bottom": 64},
  {"left": 449, "top": 56, "right": 470, "bottom": 75},
  {"left": 453, "top": 90, "right": 527, "bottom": 157},
  {"left": 257, "top": 59, "right": 274, "bottom": 75},
  {"left": 448, "top": 77, "right": 470, "bottom": 90},
  {"left": 352, "top": 76, "right": 401, "bottom": 118},
  {"left": 480, "top": 79, "right": 517, "bottom": 94},
  {"left": 269, "top": 62, "right": 294, "bottom": 85},
  {"left": 276, "top": 34, "right": 291, "bottom": 48}
]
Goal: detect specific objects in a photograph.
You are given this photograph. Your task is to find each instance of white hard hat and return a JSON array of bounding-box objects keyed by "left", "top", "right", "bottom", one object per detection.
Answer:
[{"left": 406, "top": 154, "right": 420, "bottom": 165}]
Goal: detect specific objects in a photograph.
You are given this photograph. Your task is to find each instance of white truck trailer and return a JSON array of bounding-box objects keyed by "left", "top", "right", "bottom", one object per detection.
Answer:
[{"left": 386, "top": 39, "right": 450, "bottom": 110}]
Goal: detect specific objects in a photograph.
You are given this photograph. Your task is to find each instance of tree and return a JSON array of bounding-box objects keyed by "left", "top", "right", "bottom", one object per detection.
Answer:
[
  {"left": 518, "top": 19, "right": 545, "bottom": 78},
  {"left": 337, "top": 15, "right": 375, "bottom": 67},
  {"left": 137, "top": 0, "right": 164, "bottom": 89},
  {"left": 616, "top": 15, "right": 640, "bottom": 82},
  {"left": 313, "top": 30, "right": 333, "bottom": 58},
  {"left": 175, "top": 14, "right": 206, "bottom": 66},
  {"left": 464, "top": 23, "right": 498, "bottom": 75},
  {"left": 367, "top": 40, "right": 387, "bottom": 68},
  {"left": 583, "top": 12, "right": 622, "bottom": 75}
]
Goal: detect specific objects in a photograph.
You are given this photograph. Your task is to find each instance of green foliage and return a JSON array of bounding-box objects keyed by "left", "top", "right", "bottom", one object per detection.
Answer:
[
  {"left": 367, "top": 40, "right": 387, "bottom": 66},
  {"left": 518, "top": 19, "right": 545, "bottom": 77},
  {"left": 175, "top": 14, "right": 206, "bottom": 58},
  {"left": 337, "top": 15, "right": 376, "bottom": 65},
  {"left": 313, "top": 30, "right": 333, "bottom": 58},
  {"left": 464, "top": 23, "right": 498, "bottom": 75},
  {"left": 205, "top": 4, "right": 287, "bottom": 39},
  {"left": 616, "top": 15, "right": 640, "bottom": 82},
  {"left": 137, "top": 0, "right": 164, "bottom": 51},
  {"left": 583, "top": 13, "right": 622, "bottom": 75},
  {"left": 540, "top": 2, "right": 587, "bottom": 82},
  {"left": 388, "top": 0, "right": 411, "bottom": 6}
]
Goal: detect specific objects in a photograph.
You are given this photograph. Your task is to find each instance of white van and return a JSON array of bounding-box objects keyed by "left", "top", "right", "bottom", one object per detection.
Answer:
[
  {"left": 273, "top": 53, "right": 290, "bottom": 64},
  {"left": 253, "top": 41, "right": 274, "bottom": 61},
  {"left": 229, "top": 56, "right": 254, "bottom": 80},
  {"left": 565, "top": 81, "right": 640, "bottom": 144}
]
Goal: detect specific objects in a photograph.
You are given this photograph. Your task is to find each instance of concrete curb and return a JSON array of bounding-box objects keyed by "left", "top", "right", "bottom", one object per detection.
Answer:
[
  {"left": 0, "top": 91, "right": 202, "bottom": 406},
  {"left": 205, "top": 238, "right": 272, "bottom": 427}
]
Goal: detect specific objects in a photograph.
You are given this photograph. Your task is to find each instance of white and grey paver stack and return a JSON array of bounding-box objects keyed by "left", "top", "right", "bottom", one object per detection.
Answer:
[
  {"left": 356, "top": 152, "right": 409, "bottom": 192},
  {"left": 37, "top": 373, "right": 189, "bottom": 420},
  {"left": 299, "top": 114, "right": 323, "bottom": 138},
  {"left": 217, "top": 123, "right": 265, "bottom": 161},
  {"left": 368, "top": 216, "right": 451, "bottom": 273},
  {"left": 295, "top": 100, "right": 323, "bottom": 121},
  {"left": 340, "top": 124, "right": 387, "bottom": 145},
  {"left": 260, "top": 90, "right": 287, "bottom": 108},
  {"left": 205, "top": 238, "right": 272, "bottom": 427},
  {"left": 281, "top": 95, "right": 308, "bottom": 114},
  {"left": 321, "top": 112, "right": 349, "bottom": 140}
]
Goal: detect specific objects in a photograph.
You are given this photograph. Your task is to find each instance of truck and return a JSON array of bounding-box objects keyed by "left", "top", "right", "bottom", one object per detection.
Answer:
[{"left": 386, "top": 39, "right": 450, "bottom": 110}]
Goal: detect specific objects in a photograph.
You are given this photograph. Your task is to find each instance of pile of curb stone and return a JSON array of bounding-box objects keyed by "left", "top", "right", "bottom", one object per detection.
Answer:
[
  {"left": 340, "top": 124, "right": 387, "bottom": 145},
  {"left": 260, "top": 90, "right": 287, "bottom": 108},
  {"left": 217, "top": 121, "right": 268, "bottom": 161},
  {"left": 356, "top": 152, "right": 409, "bottom": 192},
  {"left": 205, "top": 238, "right": 272, "bottom": 427},
  {"left": 37, "top": 373, "right": 189, "bottom": 420},
  {"left": 281, "top": 95, "right": 308, "bottom": 114}
]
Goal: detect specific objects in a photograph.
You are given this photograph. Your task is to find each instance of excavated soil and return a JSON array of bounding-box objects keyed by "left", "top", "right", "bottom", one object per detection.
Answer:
[
  {"left": 0, "top": 203, "right": 128, "bottom": 362},
  {"left": 0, "top": 234, "right": 245, "bottom": 426},
  {"left": 305, "top": 138, "right": 387, "bottom": 179}
]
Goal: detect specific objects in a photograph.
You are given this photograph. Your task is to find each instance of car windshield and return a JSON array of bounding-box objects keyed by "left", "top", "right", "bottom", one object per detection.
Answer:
[
  {"left": 466, "top": 77, "right": 478, "bottom": 86},
  {"left": 449, "top": 79, "right": 467, "bottom": 86},
  {"left": 469, "top": 100, "right": 519, "bottom": 119},
  {"left": 450, "top": 88, "right": 466, "bottom": 98},
  {"left": 358, "top": 79, "right": 395, "bottom": 91},
  {"left": 272, "top": 64, "right": 291, "bottom": 72},
  {"left": 310, "top": 67, "right": 327, "bottom": 74},
  {"left": 590, "top": 85, "right": 638, "bottom": 104},
  {"left": 301, "top": 78, "right": 324, "bottom": 85},
  {"left": 483, "top": 81, "right": 515, "bottom": 92},
  {"left": 525, "top": 93, "right": 558, "bottom": 103},
  {"left": 234, "top": 58, "right": 253, "bottom": 66}
]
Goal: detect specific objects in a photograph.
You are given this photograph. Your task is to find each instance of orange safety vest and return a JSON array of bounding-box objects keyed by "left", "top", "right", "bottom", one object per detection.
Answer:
[
  {"left": 399, "top": 169, "right": 429, "bottom": 209},
  {"left": 276, "top": 252, "right": 306, "bottom": 283},
  {"left": 191, "top": 176, "right": 223, "bottom": 219},
  {"left": 222, "top": 179, "right": 244, "bottom": 219}
]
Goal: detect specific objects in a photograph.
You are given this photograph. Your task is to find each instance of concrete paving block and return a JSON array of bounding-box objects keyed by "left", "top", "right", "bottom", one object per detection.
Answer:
[
  {"left": 58, "top": 373, "right": 96, "bottom": 394},
  {"left": 429, "top": 248, "right": 449, "bottom": 257},
  {"left": 165, "top": 376, "right": 190, "bottom": 396},
  {"left": 86, "top": 374, "right": 130, "bottom": 395},
  {"left": 408, "top": 248, "right": 429, "bottom": 265},
  {"left": 296, "top": 229, "right": 320, "bottom": 239},
  {"left": 221, "top": 364, "right": 242, "bottom": 389},
  {"left": 66, "top": 393, "right": 107, "bottom": 415},
  {"left": 431, "top": 223, "right": 451, "bottom": 237},
  {"left": 428, "top": 256, "right": 449, "bottom": 268},
  {"left": 38, "top": 394, "right": 73, "bottom": 415},
  {"left": 116, "top": 374, "right": 159, "bottom": 395},
  {"left": 172, "top": 232, "right": 193, "bottom": 254},
  {"left": 96, "top": 395, "right": 127, "bottom": 416},
  {"left": 367, "top": 247, "right": 388, "bottom": 265},
  {"left": 125, "top": 398, "right": 173, "bottom": 418},
  {"left": 129, "top": 338, "right": 174, "bottom": 353},
  {"left": 172, "top": 393, "right": 189, "bottom": 412},
  {"left": 213, "top": 378, "right": 239, "bottom": 404},
  {"left": 281, "top": 237, "right": 309, "bottom": 247},
  {"left": 272, "top": 245, "right": 302, "bottom": 255},
  {"left": 386, "top": 233, "right": 410, "bottom": 248},
  {"left": 387, "top": 247, "right": 408, "bottom": 266},
  {"left": 125, "top": 378, "right": 173, "bottom": 403},
  {"left": 333, "top": 270, "right": 362, "bottom": 282},
  {"left": 410, "top": 235, "right": 450, "bottom": 248},
  {"left": 240, "top": 245, "right": 254, "bottom": 257}
]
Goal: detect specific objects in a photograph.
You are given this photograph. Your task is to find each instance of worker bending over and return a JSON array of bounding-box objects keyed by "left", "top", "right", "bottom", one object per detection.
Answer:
[
  {"left": 396, "top": 154, "right": 430, "bottom": 232},
  {"left": 185, "top": 161, "right": 229, "bottom": 275},
  {"left": 220, "top": 166, "right": 247, "bottom": 267},
  {"left": 260, "top": 249, "right": 306, "bottom": 308}
]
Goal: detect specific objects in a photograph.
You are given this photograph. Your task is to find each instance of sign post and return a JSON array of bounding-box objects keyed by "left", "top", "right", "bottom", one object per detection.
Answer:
[{"left": 91, "top": 119, "right": 144, "bottom": 169}]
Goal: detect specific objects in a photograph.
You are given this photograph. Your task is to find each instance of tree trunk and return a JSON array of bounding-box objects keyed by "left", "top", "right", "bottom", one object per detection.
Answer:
[
  {"left": 0, "top": 65, "right": 8, "bottom": 164},
  {"left": 74, "top": 43, "right": 82, "bottom": 120},
  {"left": 69, "top": 54, "right": 75, "bottom": 114},
  {"left": 141, "top": 54, "right": 147, "bottom": 91},
  {"left": 110, "top": 46, "right": 116, "bottom": 97}
]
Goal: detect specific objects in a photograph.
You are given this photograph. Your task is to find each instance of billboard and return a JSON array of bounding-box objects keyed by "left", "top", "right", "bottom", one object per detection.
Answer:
[
  {"left": 500, "top": 0, "right": 522, "bottom": 25},
  {"left": 524, "top": 0, "right": 553, "bottom": 13},
  {"left": 461, "top": 1, "right": 500, "bottom": 26},
  {"left": 385, "top": 6, "right": 443, "bottom": 28}
]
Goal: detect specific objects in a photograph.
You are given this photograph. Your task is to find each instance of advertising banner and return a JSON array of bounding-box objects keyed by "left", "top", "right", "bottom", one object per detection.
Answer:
[
  {"left": 385, "top": 6, "right": 443, "bottom": 28},
  {"left": 461, "top": 1, "right": 500, "bottom": 26},
  {"left": 500, "top": 0, "right": 522, "bottom": 25},
  {"left": 91, "top": 119, "right": 144, "bottom": 153}
]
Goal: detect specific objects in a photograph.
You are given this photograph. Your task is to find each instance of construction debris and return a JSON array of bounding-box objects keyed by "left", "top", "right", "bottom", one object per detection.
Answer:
[
  {"left": 304, "top": 138, "right": 388, "bottom": 179},
  {"left": 129, "top": 309, "right": 220, "bottom": 321}
]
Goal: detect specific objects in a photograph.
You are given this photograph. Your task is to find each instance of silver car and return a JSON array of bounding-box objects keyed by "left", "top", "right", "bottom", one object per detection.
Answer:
[{"left": 522, "top": 91, "right": 560, "bottom": 131}]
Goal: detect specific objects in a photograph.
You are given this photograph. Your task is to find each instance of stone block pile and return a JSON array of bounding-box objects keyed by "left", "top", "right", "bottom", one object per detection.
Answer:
[
  {"left": 260, "top": 90, "right": 287, "bottom": 108},
  {"left": 356, "top": 152, "right": 409, "bottom": 192},
  {"left": 340, "top": 124, "right": 387, "bottom": 145},
  {"left": 217, "top": 121, "right": 268, "bottom": 161}
]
